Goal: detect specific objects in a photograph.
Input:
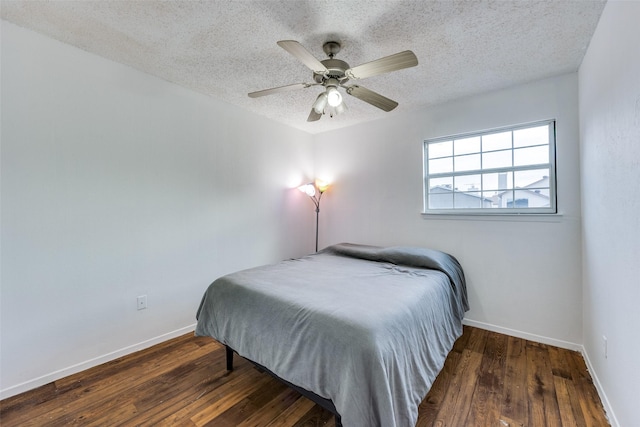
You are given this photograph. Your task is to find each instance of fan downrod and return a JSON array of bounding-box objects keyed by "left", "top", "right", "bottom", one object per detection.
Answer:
[{"left": 322, "top": 41, "right": 341, "bottom": 58}]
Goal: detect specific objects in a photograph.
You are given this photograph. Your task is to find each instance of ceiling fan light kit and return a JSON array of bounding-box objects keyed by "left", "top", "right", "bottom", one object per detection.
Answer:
[
  {"left": 334, "top": 101, "right": 347, "bottom": 115},
  {"left": 312, "top": 93, "right": 328, "bottom": 114},
  {"left": 248, "top": 40, "right": 418, "bottom": 122},
  {"left": 326, "top": 87, "right": 342, "bottom": 107}
]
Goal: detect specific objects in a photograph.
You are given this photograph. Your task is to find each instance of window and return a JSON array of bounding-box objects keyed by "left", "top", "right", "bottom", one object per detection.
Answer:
[{"left": 423, "top": 120, "right": 557, "bottom": 214}]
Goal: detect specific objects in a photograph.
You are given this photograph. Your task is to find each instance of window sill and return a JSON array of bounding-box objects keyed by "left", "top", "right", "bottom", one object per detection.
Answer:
[{"left": 420, "top": 212, "right": 571, "bottom": 223}]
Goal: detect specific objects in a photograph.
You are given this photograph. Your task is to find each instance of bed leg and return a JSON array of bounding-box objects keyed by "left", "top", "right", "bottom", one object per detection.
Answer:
[{"left": 225, "top": 345, "right": 233, "bottom": 371}]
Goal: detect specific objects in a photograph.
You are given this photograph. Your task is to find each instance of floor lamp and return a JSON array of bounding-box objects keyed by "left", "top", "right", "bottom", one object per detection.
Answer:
[{"left": 298, "top": 180, "right": 329, "bottom": 252}]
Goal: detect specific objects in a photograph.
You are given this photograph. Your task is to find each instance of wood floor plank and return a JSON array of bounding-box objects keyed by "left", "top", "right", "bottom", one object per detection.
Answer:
[
  {"left": 202, "top": 377, "right": 291, "bottom": 427},
  {"left": 565, "top": 350, "right": 610, "bottom": 427},
  {"left": 0, "top": 326, "right": 610, "bottom": 427},
  {"left": 500, "top": 335, "right": 529, "bottom": 426},
  {"left": 434, "top": 347, "right": 484, "bottom": 425},
  {"left": 189, "top": 369, "right": 272, "bottom": 426},
  {"left": 452, "top": 324, "right": 473, "bottom": 353},
  {"left": 293, "top": 404, "right": 335, "bottom": 427},
  {"left": 465, "top": 331, "right": 508, "bottom": 426},
  {"left": 191, "top": 368, "right": 289, "bottom": 427},
  {"left": 549, "top": 345, "right": 588, "bottom": 427},
  {"left": 145, "top": 361, "right": 263, "bottom": 425},
  {"left": 466, "top": 326, "right": 489, "bottom": 354},
  {"left": 416, "top": 324, "right": 470, "bottom": 426},
  {"left": 234, "top": 387, "right": 303, "bottom": 427},
  {"left": 431, "top": 326, "right": 487, "bottom": 425},
  {"left": 548, "top": 343, "right": 573, "bottom": 381},
  {"left": 525, "top": 341, "right": 562, "bottom": 427},
  {"left": 2, "top": 337, "right": 213, "bottom": 426},
  {"left": 553, "top": 376, "right": 580, "bottom": 427},
  {"left": 75, "top": 347, "right": 212, "bottom": 425},
  {"left": 265, "top": 397, "right": 318, "bottom": 427},
  {"left": 416, "top": 346, "right": 463, "bottom": 425}
]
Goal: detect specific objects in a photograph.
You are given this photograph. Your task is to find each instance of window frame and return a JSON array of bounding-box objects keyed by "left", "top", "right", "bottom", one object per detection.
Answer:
[{"left": 422, "top": 120, "right": 557, "bottom": 215}]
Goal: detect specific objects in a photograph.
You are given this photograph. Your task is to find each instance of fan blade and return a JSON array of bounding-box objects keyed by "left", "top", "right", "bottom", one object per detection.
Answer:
[
  {"left": 346, "top": 50, "right": 418, "bottom": 80},
  {"left": 277, "top": 40, "right": 328, "bottom": 74},
  {"left": 307, "top": 108, "right": 322, "bottom": 122},
  {"left": 345, "top": 85, "right": 398, "bottom": 112},
  {"left": 248, "top": 83, "right": 309, "bottom": 98}
]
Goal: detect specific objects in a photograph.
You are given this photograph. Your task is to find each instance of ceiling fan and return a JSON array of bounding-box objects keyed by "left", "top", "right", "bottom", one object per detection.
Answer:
[{"left": 248, "top": 40, "right": 418, "bottom": 122}]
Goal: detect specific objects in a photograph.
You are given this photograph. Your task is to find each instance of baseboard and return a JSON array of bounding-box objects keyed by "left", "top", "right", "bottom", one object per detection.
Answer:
[
  {"left": 462, "top": 318, "right": 583, "bottom": 352},
  {"left": 580, "top": 347, "right": 619, "bottom": 427},
  {"left": 0, "top": 323, "right": 197, "bottom": 400}
]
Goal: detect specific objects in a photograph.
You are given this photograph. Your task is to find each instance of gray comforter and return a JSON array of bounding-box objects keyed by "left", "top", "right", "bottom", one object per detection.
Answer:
[{"left": 195, "top": 243, "right": 468, "bottom": 427}]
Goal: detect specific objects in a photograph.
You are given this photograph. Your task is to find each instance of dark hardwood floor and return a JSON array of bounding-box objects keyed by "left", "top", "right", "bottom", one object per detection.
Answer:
[{"left": 0, "top": 326, "right": 610, "bottom": 426}]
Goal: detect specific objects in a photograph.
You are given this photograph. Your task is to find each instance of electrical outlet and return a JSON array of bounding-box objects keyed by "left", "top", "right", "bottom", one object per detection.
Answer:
[
  {"left": 602, "top": 335, "right": 607, "bottom": 359},
  {"left": 137, "top": 295, "right": 147, "bottom": 310}
]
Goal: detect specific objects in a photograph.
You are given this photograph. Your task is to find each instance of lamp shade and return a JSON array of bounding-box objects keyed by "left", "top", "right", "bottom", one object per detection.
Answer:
[
  {"left": 315, "top": 180, "right": 330, "bottom": 193},
  {"left": 334, "top": 101, "right": 347, "bottom": 115},
  {"left": 326, "top": 87, "right": 342, "bottom": 107},
  {"left": 298, "top": 183, "right": 316, "bottom": 197},
  {"left": 313, "top": 93, "right": 328, "bottom": 114}
]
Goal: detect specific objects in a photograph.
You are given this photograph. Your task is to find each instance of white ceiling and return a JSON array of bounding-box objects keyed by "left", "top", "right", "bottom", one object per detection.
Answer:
[{"left": 1, "top": 0, "right": 606, "bottom": 134}]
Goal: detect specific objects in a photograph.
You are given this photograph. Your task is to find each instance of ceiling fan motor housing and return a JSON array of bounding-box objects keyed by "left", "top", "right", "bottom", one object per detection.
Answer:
[{"left": 314, "top": 58, "right": 350, "bottom": 84}]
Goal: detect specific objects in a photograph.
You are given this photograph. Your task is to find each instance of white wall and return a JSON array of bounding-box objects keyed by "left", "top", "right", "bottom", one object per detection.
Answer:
[
  {"left": 579, "top": 2, "right": 640, "bottom": 426},
  {"left": 0, "top": 21, "right": 315, "bottom": 398},
  {"left": 314, "top": 73, "right": 583, "bottom": 348}
]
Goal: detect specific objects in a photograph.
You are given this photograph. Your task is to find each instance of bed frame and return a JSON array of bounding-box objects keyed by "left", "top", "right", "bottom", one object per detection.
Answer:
[{"left": 225, "top": 345, "right": 343, "bottom": 427}]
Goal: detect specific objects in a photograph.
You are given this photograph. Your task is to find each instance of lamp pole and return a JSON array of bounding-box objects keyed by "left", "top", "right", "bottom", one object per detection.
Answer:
[
  {"left": 306, "top": 190, "right": 323, "bottom": 252},
  {"left": 298, "top": 182, "right": 328, "bottom": 253},
  {"left": 314, "top": 199, "right": 321, "bottom": 252}
]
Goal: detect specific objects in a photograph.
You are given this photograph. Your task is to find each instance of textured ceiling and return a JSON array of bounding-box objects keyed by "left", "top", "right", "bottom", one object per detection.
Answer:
[{"left": 1, "top": 0, "right": 606, "bottom": 134}]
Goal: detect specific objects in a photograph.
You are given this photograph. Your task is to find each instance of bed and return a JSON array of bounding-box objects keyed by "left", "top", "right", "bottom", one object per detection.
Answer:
[{"left": 195, "top": 243, "right": 468, "bottom": 427}]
